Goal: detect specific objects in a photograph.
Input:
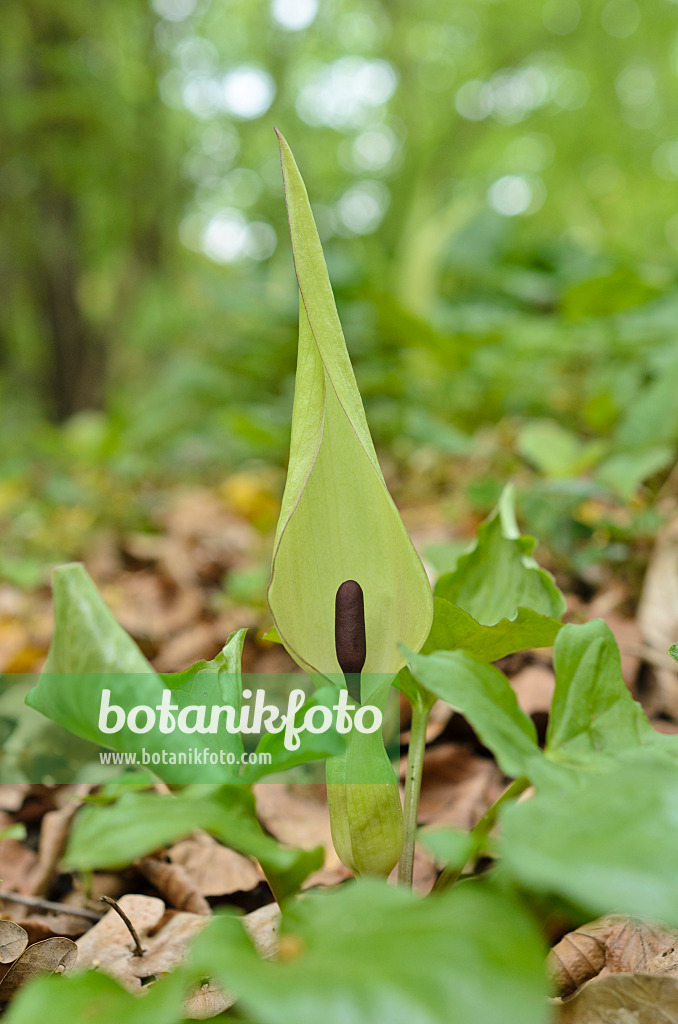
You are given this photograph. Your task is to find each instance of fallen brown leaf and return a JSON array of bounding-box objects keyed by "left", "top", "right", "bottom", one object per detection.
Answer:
[
  {"left": 0, "top": 921, "right": 28, "bottom": 963},
  {"left": 0, "top": 837, "right": 38, "bottom": 900},
  {"left": 510, "top": 664, "right": 555, "bottom": 718},
  {"left": 413, "top": 744, "right": 503, "bottom": 829},
  {"left": 0, "top": 786, "right": 30, "bottom": 814},
  {"left": 558, "top": 974, "right": 678, "bottom": 1023},
  {"left": 0, "top": 936, "right": 77, "bottom": 1001},
  {"left": 75, "top": 894, "right": 165, "bottom": 987},
  {"left": 23, "top": 786, "right": 91, "bottom": 896},
  {"left": 167, "top": 834, "right": 261, "bottom": 896},
  {"left": 138, "top": 857, "right": 211, "bottom": 915},
  {"left": 254, "top": 784, "right": 349, "bottom": 887},
  {"left": 76, "top": 892, "right": 279, "bottom": 1019},
  {"left": 549, "top": 915, "right": 678, "bottom": 997},
  {"left": 16, "top": 915, "right": 88, "bottom": 944},
  {"left": 184, "top": 902, "right": 280, "bottom": 1019}
]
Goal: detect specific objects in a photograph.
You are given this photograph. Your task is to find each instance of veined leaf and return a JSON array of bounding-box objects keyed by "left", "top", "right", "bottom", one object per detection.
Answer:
[
  {"left": 405, "top": 647, "right": 540, "bottom": 778},
  {"left": 66, "top": 785, "right": 322, "bottom": 903},
  {"left": 434, "top": 485, "right": 565, "bottom": 626},
  {"left": 268, "top": 132, "right": 432, "bottom": 679},
  {"left": 25, "top": 563, "right": 245, "bottom": 783},
  {"left": 423, "top": 596, "right": 562, "bottom": 661},
  {"left": 500, "top": 756, "right": 678, "bottom": 926},
  {"left": 4, "top": 961, "right": 188, "bottom": 1024},
  {"left": 546, "top": 620, "right": 658, "bottom": 762},
  {"left": 189, "top": 879, "right": 547, "bottom": 1024},
  {"left": 242, "top": 685, "right": 347, "bottom": 782}
]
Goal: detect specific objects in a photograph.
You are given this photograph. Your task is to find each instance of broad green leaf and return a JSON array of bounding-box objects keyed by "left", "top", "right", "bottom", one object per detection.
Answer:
[
  {"left": 405, "top": 648, "right": 540, "bottom": 778},
  {"left": 4, "top": 968, "right": 187, "bottom": 1024},
  {"left": 615, "top": 359, "right": 678, "bottom": 450},
  {"left": 242, "top": 684, "right": 347, "bottom": 782},
  {"left": 65, "top": 784, "right": 322, "bottom": 902},
  {"left": 500, "top": 756, "right": 678, "bottom": 926},
  {"left": 38, "top": 562, "right": 155, "bottom": 676},
  {"left": 423, "top": 596, "right": 562, "bottom": 661},
  {"left": 596, "top": 446, "right": 674, "bottom": 501},
  {"left": 546, "top": 620, "right": 660, "bottom": 764},
  {"left": 26, "top": 563, "right": 246, "bottom": 783},
  {"left": 190, "top": 879, "right": 548, "bottom": 1024},
  {"left": 517, "top": 419, "right": 606, "bottom": 479},
  {"left": 434, "top": 486, "right": 565, "bottom": 626},
  {"left": 268, "top": 132, "right": 432, "bottom": 679},
  {"left": 418, "top": 827, "right": 476, "bottom": 870}
]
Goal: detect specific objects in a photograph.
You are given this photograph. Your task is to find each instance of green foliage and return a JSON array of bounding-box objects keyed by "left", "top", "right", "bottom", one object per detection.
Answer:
[
  {"left": 242, "top": 685, "right": 347, "bottom": 783},
  {"left": 424, "top": 597, "right": 562, "bottom": 662},
  {"left": 546, "top": 620, "right": 660, "bottom": 765},
  {"left": 66, "top": 785, "right": 322, "bottom": 903},
  {"left": 405, "top": 648, "right": 540, "bottom": 779},
  {"left": 4, "top": 970, "right": 188, "bottom": 1024},
  {"left": 434, "top": 487, "right": 565, "bottom": 625},
  {"left": 190, "top": 880, "right": 548, "bottom": 1024},
  {"left": 399, "top": 486, "right": 564, "bottom": 708},
  {"left": 500, "top": 757, "right": 678, "bottom": 926},
  {"left": 26, "top": 564, "right": 246, "bottom": 782}
]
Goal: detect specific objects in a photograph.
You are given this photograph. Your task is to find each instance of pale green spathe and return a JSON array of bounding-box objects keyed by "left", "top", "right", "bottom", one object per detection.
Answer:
[{"left": 269, "top": 131, "right": 433, "bottom": 677}]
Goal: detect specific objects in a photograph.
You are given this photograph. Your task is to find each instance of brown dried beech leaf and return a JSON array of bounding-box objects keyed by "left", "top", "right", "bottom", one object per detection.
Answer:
[
  {"left": 0, "top": 936, "right": 77, "bottom": 1001},
  {"left": 558, "top": 974, "right": 678, "bottom": 1023},
  {"left": 75, "top": 894, "right": 166, "bottom": 989},
  {"left": 138, "top": 857, "right": 211, "bottom": 915},
  {"left": 167, "top": 834, "right": 261, "bottom": 897},
  {"left": 0, "top": 921, "right": 28, "bottom": 963},
  {"left": 76, "top": 893, "right": 218, "bottom": 1007},
  {"left": 549, "top": 915, "right": 678, "bottom": 997},
  {"left": 253, "top": 784, "right": 350, "bottom": 888},
  {"left": 24, "top": 787, "right": 92, "bottom": 897},
  {"left": 184, "top": 902, "right": 281, "bottom": 1020}
]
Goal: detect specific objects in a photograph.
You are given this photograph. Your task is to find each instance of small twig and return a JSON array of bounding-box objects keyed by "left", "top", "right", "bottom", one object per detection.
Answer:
[
  {"left": 100, "top": 896, "right": 145, "bottom": 956},
  {"left": 0, "top": 890, "right": 104, "bottom": 922}
]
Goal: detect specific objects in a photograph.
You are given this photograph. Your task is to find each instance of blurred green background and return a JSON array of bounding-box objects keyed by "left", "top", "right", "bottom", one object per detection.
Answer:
[{"left": 2, "top": 0, "right": 678, "bottom": 588}]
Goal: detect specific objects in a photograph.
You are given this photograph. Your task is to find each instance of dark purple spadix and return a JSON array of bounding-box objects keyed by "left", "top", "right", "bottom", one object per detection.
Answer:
[{"left": 335, "top": 580, "right": 366, "bottom": 677}]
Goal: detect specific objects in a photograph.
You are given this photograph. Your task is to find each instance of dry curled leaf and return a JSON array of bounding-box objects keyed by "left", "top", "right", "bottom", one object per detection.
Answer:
[
  {"left": 138, "top": 857, "right": 211, "bottom": 915},
  {"left": 24, "top": 787, "right": 91, "bottom": 897},
  {"left": 76, "top": 894, "right": 211, "bottom": 995},
  {"left": 0, "top": 786, "right": 30, "bottom": 814},
  {"left": 75, "top": 894, "right": 165, "bottom": 988},
  {"left": 549, "top": 916, "right": 678, "bottom": 997},
  {"left": 253, "top": 784, "right": 349, "bottom": 887},
  {"left": 167, "top": 834, "right": 261, "bottom": 897},
  {"left": 16, "top": 915, "right": 87, "bottom": 944},
  {"left": 558, "top": 973, "right": 678, "bottom": 1023},
  {"left": 0, "top": 936, "right": 77, "bottom": 1001},
  {"left": 184, "top": 902, "right": 281, "bottom": 1019},
  {"left": 0, "top": 921, "right": 28, "bottom": 963}
]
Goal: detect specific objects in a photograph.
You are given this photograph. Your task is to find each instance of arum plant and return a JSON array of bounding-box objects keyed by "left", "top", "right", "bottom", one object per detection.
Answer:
[{"left": 268, "top": 131, "right": 433, "bottom": 879}]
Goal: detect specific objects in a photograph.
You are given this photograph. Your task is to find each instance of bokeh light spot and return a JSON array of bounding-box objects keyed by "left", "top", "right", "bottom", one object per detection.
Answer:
[
  {"left": 221, "top": 66, "right": 275, "bottom": 119},
  {"left": 271, "top": 0, "right": 318, "bottom": 31}
]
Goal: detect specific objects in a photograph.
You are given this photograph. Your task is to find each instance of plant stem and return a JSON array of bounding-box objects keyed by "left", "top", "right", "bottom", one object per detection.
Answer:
[
  {"left": 398, "top": 699, "right": 431, "bottom": 888},
  {"left": 432, "top": 776, "right": 530, "bottom": 893}
]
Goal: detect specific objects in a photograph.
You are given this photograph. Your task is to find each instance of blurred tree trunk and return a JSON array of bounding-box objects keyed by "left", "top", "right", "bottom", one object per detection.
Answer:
[{"left": 36, "top": 193, "right": 107, "bottom": 419}]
